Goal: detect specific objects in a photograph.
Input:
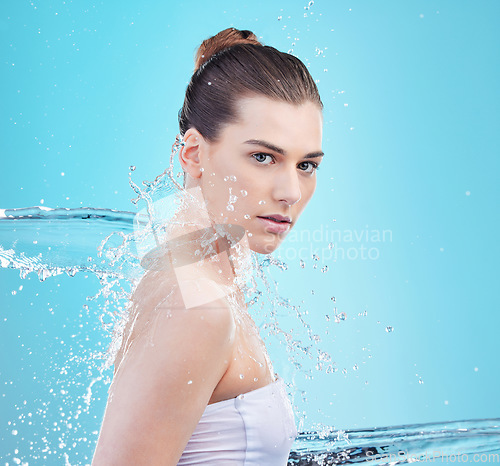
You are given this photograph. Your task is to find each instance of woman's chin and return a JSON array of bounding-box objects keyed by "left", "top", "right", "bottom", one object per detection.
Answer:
[{"left": 248, "top": 237, "right": 282, "bottom": 255}]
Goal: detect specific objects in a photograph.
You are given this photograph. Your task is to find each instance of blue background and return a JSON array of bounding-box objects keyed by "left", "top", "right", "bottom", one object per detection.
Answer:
[{"left": 1, "top": 1, "right": 499, "bottom": 463}]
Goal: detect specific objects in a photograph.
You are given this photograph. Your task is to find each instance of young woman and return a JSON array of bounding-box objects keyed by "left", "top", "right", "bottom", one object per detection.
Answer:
[{"left": 92, "top": 28, "right": 324, "bottom": 465}]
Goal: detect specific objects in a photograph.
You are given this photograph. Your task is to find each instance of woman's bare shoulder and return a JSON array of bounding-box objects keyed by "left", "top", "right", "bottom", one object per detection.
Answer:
[
  {"left": 114, "top": 264, "right": 236, "bottom": 372},
  {"left": 95, "top": 270, "right": 236, "bottom": 464}
]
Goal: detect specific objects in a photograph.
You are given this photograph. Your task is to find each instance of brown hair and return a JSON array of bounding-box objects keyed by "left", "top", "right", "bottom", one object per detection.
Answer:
[{"left": 178, "top": 27, "right": 323, "bottom": 143}]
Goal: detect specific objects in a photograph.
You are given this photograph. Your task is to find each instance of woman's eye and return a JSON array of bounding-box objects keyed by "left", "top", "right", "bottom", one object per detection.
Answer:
[
  {"left": 298, "top": 161, "right": 319, "bottom": 173},
  {"left": 252, "top": 153, "right": 274, "bottom": 164}
]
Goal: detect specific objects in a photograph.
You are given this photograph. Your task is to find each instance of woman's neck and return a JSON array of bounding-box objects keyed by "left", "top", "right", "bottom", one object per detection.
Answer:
[{"left": 158, "top": 186, "right": 253, "bottom": 291}]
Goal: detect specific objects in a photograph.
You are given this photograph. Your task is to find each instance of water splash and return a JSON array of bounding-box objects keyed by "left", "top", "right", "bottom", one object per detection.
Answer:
[
  {"left": 288, "top": 418, "right": 500, "bottom": 464},
  {"left": 0, "top": 206, "right": 145, "bottom": 280}
]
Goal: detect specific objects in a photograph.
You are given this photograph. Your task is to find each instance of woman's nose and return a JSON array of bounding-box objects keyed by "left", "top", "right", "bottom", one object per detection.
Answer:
[{"left": 274, "top": 167, "right": 301, "bottom": 206}]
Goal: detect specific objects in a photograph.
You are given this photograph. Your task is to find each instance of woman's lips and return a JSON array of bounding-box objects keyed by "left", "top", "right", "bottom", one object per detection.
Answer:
[{"left": 257, "top": 216, "right": 291, "bottom": 234}]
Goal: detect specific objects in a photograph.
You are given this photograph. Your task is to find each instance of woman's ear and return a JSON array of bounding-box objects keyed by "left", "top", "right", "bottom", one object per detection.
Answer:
[{"left": 179, "top": 128, "right": 206, "bottom": 180}]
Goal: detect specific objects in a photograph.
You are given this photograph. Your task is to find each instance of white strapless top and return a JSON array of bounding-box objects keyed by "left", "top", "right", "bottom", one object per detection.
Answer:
[{"left": 177, "top": 378, "right": 297, "bottom": 465}]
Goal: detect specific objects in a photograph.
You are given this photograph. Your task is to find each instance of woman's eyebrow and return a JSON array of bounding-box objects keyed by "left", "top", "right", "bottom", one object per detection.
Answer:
[{"left": 244, "top": 139, "right": 324, "bottom": 159}]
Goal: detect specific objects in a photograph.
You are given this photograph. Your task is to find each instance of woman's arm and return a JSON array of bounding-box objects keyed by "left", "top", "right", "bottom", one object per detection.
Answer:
[{"left": 92, "top": 289, "right": 235, "bottom": 465}]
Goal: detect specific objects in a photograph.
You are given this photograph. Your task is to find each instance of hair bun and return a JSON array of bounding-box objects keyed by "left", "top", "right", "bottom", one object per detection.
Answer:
[{"left": 194, "top": 28, "right": 262, "bottom": 71}]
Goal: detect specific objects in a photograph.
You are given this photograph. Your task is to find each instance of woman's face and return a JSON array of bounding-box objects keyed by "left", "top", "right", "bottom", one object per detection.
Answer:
[{"left": 186, "top": 95, "right": 323, "bottom": 255}]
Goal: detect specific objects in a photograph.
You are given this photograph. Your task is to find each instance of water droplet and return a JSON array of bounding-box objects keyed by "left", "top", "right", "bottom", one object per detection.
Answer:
[
  {"left": 253, "top": 377, "right": 258, "bottom": 382},
  {"left": 229, "top": 175, "right": 237, "bottom": 182},
  {"left": 129, "top": 165, "right": 136, "bottom": 171},
  {"left": 12, "top": 429, "right": 18, "bottom": 435},
  {"left": 277, "top": 15, "right": 282, "bottom": 20},
  {"left": 312, "top": 254, "right": 319, "bottom": 261},
  {"left": 330, "top": 296, "right": 336, "bottom": 302},
  {"left": 328, "top": 242, "right": 334, "bottom": 249},
  {"left": 37, "top": 268, "right": 50, "bottom": 282},
  {"left": 240, "top": 190, "right": 248, "bottom": 197},
  {"left": 207, "top": 81, "right": 212, "bottom": 85},
  {"left": 465, "top": 190, "right": 471, "bottom": 196},
  {"left": 385, "top": 326, "right": 393, "bottom": 333},
  {"left": 418, "top": 378, "right": 424, "bottom": 384},
  {"left": 226, "top": 205, "right": 234, "bottom": 211},
  {"left": 321, "top": 266, "right": 328, "bottom": 273},
  {"left": 187, "top": 380, "right": 193, "bottom": 385},
  {"left": 200, "top": 167, "right": 204, "bottom": 172},
  {"left": 244, "top": 214, "right": 250, "bottom": 219},
  {"left": 239, "top": 374, "right": 244, "bottom": 380},
  {"left": 224, "top": 176, "right": 229, "bottom": 181},
  {"left": 300, "top": 259, "right": 305, "bottom": 268},
  {"left": 353, "top": 364, "right": 358, "bottom": 371},
  {"left": 342, "top": 368, "right": 347, "bottom": 375},
  {"left": 258, "top": 200, "right": 266, "bottom": 205},
  {"left": 325, "top": 315, "right": 330, "bottom": 321},
  {"left": 335, "top": 312, "right": 346, "bottom": 323}
]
